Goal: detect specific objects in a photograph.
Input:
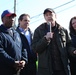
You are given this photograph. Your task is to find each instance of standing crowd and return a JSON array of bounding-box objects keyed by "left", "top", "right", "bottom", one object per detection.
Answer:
[{"left": 0, "top": 8, "right": 76, "bottom": 75}]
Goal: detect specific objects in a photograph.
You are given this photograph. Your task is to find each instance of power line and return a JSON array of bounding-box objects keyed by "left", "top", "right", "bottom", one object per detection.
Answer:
[
  {"left": 53, "top": 0, "right": 75, "bottom": 9},
  {"left": 57, "top": 3, "right": 76, "bottom": 13},
  {"left": 30, "top": 0, "right": 75, "bottom": 19},
  {"left": 30, "top": 2, "right": 76, "bottom": 24},
  {"left": 9, "top": 0, "right": 75, "bottom": 25}
]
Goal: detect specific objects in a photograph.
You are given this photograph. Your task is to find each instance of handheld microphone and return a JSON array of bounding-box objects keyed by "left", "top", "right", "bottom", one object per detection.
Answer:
[{"left": 48, "top": 22, "right": 52, "bottom": 32}]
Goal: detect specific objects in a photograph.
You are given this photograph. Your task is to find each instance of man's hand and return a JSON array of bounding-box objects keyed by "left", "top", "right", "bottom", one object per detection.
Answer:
[
  {"left": 44, "top": 32, "right": 53, "bottom": 42},
  {"left": 19, "top": 60, "right": 25, "bottom": 69},
  {"left": 73, "top": 50, "right": 76, "bottom": 54},
  {"left": 14, "top": 60, "right": 26, "bottom": 70}
]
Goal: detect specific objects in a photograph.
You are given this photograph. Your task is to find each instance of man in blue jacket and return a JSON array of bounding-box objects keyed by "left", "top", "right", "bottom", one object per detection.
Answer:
[{"left": 0, "top": 10, "right": 28, "bottom": 75}]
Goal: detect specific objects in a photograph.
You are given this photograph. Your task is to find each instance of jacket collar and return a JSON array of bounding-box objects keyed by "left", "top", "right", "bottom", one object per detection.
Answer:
[{"left": 0, "top": 24, "right": 8, "bottom": 33}]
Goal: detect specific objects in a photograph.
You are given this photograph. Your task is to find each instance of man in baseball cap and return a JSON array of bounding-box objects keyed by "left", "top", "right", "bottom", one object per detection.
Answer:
[
  {"left": 1, "top": 10, "right": 16, "bottom": 28},
  {"left": 0, "top": 10, "right": 27, "bottom": 75},
  {"left": 1, "top": 10, "right": 16, "bottom": 19},
  {"left": 43, "top": 8, "right": 55, "bottom": 14},
  {"left": 32, "top": 7, "right": 76, "bottom": 75}
]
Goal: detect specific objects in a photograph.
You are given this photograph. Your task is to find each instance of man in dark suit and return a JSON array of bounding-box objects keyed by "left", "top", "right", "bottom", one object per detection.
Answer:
[{"left": 16, "top": 13, "right": 37, "bottom": 75}]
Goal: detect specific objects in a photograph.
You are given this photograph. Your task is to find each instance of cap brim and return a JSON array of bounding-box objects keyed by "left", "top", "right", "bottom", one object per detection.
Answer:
[
  {"left": 43, "top": 10, "right": 53, "bottom": 14},
  {"left": 6, "top": 13, "right": 16, "bottom": 17}
]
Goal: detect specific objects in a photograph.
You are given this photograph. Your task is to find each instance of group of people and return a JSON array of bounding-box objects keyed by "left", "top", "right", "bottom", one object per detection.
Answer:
[
  {"left": 0, "top": 10, "right": 37, "bottom": 75},
  {"left": 0, "top": 8, "right": 76, "bottom": 75}
]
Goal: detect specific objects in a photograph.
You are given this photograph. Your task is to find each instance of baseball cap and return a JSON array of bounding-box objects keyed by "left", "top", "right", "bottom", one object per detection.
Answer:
[
  {"left": 1, "top": 10, "right": 16, "bottom": 18},
  {"left": 43, "top": 8, "right": 55, "bottom": 14}
]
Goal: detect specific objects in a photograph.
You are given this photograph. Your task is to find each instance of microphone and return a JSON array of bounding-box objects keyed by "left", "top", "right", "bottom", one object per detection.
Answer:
[{"left": 47, "top": 22, "right": 52, "bottom": 32}]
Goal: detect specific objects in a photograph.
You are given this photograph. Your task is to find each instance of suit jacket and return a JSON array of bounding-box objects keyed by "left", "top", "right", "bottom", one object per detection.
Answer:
[{"left": 16, "top": 26, "right": 37, "bottom": 75}]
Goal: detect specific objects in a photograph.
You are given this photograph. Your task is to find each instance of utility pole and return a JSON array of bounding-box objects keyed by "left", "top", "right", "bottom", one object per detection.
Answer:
[{"left": 14, "top": 0, "right": 16, "bottom": 28}]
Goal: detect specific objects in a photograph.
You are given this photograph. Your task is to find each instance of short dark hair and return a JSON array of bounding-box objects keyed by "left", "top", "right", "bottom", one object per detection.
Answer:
[
  {"left": 18, "top": 14, "right": 30, "bottom": 26},
  {"left": 18, "top": 14, "right": 30, "bottom": 21}
]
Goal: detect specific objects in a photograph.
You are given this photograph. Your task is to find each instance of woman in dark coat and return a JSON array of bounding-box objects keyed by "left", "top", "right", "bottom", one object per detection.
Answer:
[{"left": 69, "top": 16, "right": 76, "bottom": 75}]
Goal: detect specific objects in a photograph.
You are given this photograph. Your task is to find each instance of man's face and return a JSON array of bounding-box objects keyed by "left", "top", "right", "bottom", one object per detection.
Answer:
[
  {"left": 2, "top": 16, "right": 14, "bottom": 28},
  {"left": 44, "top": 11, "right": 56, "bottom": 26},
  {"left": 19, "top": 15, "right": 30, "bottom": 29}
]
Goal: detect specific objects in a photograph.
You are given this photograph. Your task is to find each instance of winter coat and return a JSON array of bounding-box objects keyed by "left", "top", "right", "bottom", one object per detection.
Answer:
[
  {"left": 16, "top": 27, "right": 37, "bottom": 75},
  {"left": 69, "top": 33, "right": 76, "bottom": 71},
  {"left": 32, "top": 22, "right": 76, "bottom": 75},
  {"left": 0, "top": 25, "right": 28, "bottom": 75}
]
